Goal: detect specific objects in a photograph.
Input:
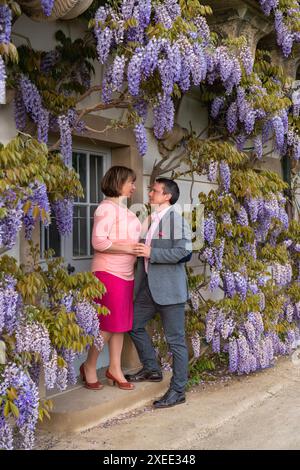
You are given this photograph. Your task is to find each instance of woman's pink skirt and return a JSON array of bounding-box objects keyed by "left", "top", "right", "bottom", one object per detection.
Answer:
[{"left": 93, "top": 271, "right": 134, "bottom": 333}]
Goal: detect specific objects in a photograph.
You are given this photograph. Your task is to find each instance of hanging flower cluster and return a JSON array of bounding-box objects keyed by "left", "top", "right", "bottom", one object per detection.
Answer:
[
  {"left": 0, "top": 253, "right": 106, "bottom": 449},
  {"left": 40, "top": 0, "right": 55, "bottom": 17},
  {"left": 257, "top": 0, "right": 300, "bottom": 57},
  {"left": 198, "top": 148, "right": 299, "bottom": 374},
  {"left": 23, "top": 182, "right": 51, "bottom": 240},
  {"left": 0, "top": 275, "right": 21, "bottom": 336},
  {"left": 0, "top": 55, "right": 6, "bottom": 104},
  {"left": 51, "top": 198, "right": 74, "bottom": 236},
  {"left": 210, "top": 74, "right": 294, "bottom": 160},
  {"left": 0, "top": 191, "right": 24, "bottom": 250},
  {"left": 0, "top": 363, "right": 39, "bottom": 450},
  {"left": 0, "top": 3, "right": 12, "bottom": 104},
  {"left": 93, "top": 0, "right": 212, "bottom": 155}
]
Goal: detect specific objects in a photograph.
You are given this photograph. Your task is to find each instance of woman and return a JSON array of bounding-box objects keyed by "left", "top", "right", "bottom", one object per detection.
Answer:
[{"left": 80, "top": 166, "right": 141, "bottom": 390}]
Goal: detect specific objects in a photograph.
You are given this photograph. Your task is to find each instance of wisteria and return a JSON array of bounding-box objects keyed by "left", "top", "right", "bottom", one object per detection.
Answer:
[
  {"left": 199, "top": 132, "right": 298, "bottom": 376},
  {"left": 93, "top": 1, "right": 213, "bottom": 154},
  {"left": 0, "top": 55, "right": 6, "bottom": 104},
  {"left": 58, "top": 114, "right": 72, "bottom": 166},
  {"left": 23, "top": 182, "right": 51, "bottom": 240},
  {"left": 219, "top": 161, "right": 231, "bottom": 193},
  {"left": 18, "top": 75, "right": 51, "bottom": 144},
  {"left": 51, "top": 198, "right": 73, "bottom": 236},
  {"left": 208, "top": 160, "right": 219, "bottom": 182},
  {"left": 74, "top": 300, "right": 104, "bottom": 352},
  {"left": 0, "top": 276, "right": 21, "bottom": 335},
  {"left": 134, "top": 123, "right": 148, "bottom": 156},
  {"left": 0, "top": 363, "right": 39, "bottom": 450},
  {"left": 191, "top": 332, "right": 201, "bottom": 358},
  {"left": 0, "top": 197, "right": 24, "bottom": 250},
  {"left": 41, "top": 0, "right": 55, "bottom": 17},
  {"left": 0, "top": 4, "right": 12, "bottom": 44},
  {"left": 203, "top": 212, "right": 216, "bottom": 245},
  {"left": 257, "top": 0, "right": 300, "bottom": 57}
]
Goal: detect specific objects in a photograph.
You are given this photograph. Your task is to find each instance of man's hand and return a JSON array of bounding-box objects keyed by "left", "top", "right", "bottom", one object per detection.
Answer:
[{"left": 133, "top": 243, "right": 151, "bottom": 258}]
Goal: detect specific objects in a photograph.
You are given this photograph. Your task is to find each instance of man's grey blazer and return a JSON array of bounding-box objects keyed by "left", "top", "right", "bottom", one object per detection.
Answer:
[{"left": 134, "top": 206, "right": 192, "bottom": 305}]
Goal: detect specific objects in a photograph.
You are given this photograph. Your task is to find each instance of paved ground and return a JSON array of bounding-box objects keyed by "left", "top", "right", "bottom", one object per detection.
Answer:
[{"left": 35, "top": 352, "right": 300, "bottom": 450}]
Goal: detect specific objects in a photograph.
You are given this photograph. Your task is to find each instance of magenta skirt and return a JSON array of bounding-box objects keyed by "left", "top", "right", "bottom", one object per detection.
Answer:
[{"left": 93, "top": 271, "right": 134, "bottom": 333}]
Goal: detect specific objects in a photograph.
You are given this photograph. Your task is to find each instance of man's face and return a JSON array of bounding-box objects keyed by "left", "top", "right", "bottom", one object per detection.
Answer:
[{"left": 148, "top": 182, "right": 171, "bottom": 206}]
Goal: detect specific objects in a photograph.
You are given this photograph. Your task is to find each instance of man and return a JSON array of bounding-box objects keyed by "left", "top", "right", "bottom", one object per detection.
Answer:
[{"left": 128, "top": 178, "right": 192, "bottom": 408}]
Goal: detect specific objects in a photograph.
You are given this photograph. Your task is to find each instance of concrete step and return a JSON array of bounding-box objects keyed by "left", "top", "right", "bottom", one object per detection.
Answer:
[{"left": 38, "top": 371, "right": 171, "bottom": 433}]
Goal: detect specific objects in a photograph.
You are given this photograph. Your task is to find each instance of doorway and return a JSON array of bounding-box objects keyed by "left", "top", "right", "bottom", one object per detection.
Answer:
[{"left": 40, "top": 147, "right": 111, "bottom": 389}]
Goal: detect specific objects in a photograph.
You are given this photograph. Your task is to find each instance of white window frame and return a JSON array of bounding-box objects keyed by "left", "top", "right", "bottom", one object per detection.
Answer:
[{"left": 40, "top": 146, "right": 111, "bottom": 261}]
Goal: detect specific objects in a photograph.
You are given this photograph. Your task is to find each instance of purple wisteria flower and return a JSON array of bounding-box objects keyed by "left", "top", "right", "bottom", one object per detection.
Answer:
[
  {"left": 211, "top": 97, "right": 225, "bottom": 119},
  {"left": 223, "top": 270, "right": 236, "bottom": 297},
  {"left": 128, "top": 49, "right": 144, "bottom": 96},
  {"left": 0, "top": 4, "right": 12, "bottom": 44},
  {"left": 191, "top": 332, "right": 201, "bottom": 358},
  {"left": 229, "top": 338, "right": 238, "bottom": 372},
  {"left": 219, "top": 161, "right": 231, "bottom": 193},
  {"left": 16, "top": 321, "right": 52, "bottom": 376},
  {"left": 221, "top": 213, "right": 233, "bottom": 236},
  {"left": 41, "top": 0, "right": 55, "bottom": 17},
  {"left": 212, "top": 332, "right": 221, "bottom": 353},
  {"left": 112, "top": 55, "right": 126, "bottom": 91},
  {"left": 226, "top": 102, "right": 238, "bottom": 133},
  {"left": 58, "top": 114, "right": 72, "bottom": 165},
  {"left": 153, "top": 94, "right": 175, "bottom": 139},
  {"left": 134, "top": 123, "right": 148, "bottom": 156},
  {"left": 0, "top": 276, "right": 21, "bottom": 335},
  {"left": 0, "top": 196, "right": 24, "bottom": 250},
  {"left": 208, "top": 160, "right": 218, "bottom": 182},
  {"left": 205, "top": 307, "right": 218, "bottom": 342},
  {"left": 74, "top": 299, "right": 104, "bottom": 352},
  {"left": 189, "top": 289, "right": 200, "bottom": 311},
  {"left": 0, "top": 363, "right": 39, "bottom": 450},
  {"left": 237, "top": 206, "right": 249, "bottom": 226},
  {"left": 209, "top": 269, "right": 221, "bottom": 291},
  {"left": 203, "top": 213, "right": 216, "bottom": 245},
  {"left": 23, "top": 182, "right": 51, "bottom": 240},
  {"left": 51, "top": 198, "right": 74, "bottom": 236},
  {"left": 214, "top": 238, "right": 225, "bottom": 271},
  {"left": 234, "top": 272, "right": 248, "bottom": 300},
  {"left": 0, "top": 56, "right": 6, "bottom": 104},
  {"left": 95, "top": 26, "right": 113, "bottom": 65},
  {"left": 14, "top": 91, "right": 27, "bottom": 130},
  {"left": 240, "top": 45, "right": 254, "bottom": 75}
]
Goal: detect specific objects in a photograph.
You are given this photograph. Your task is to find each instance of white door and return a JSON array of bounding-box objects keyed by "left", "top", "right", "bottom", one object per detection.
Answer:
[
  {"left": 64, "top": 149, "right": 111, "bottom": 273},
  {"left": 41, "top": 148, "right": 111, "bottom": 271},
  {"left": 40, "top": 148, "right": 111, "bottom": 382}
]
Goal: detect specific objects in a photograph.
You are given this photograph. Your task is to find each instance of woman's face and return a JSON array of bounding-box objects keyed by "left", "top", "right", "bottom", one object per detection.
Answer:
[{"left": 120, "top": 177, "right": 136, "bottom": 198}]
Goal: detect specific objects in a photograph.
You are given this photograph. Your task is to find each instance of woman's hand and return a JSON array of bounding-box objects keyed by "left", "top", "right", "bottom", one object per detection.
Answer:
[{"left": 132, "top": 243, "right": 151, "bottom": 258}]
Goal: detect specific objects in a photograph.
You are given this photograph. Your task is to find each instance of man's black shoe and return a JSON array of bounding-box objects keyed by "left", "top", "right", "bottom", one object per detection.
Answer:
[
  {"left": 124, "top": 368, "right": 163, "bottom": 383},
  {"left": 153, "top": 388, "right": 186, "bottom": 409}
]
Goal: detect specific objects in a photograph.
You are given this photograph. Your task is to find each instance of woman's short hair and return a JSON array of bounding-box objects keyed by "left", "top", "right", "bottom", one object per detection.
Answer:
[{"left": 101, "top": 166, "right": 136, "bottom": 197}]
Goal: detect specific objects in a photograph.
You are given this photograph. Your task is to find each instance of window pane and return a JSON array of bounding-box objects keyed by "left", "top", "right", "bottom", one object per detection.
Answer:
[
  {"left": 90, "top": 205, "right": 98, "bottom": 255},
  {"left": 72, "top": 152, "right": 87, "bottom": 203},
  {"left": 73, "top": 205, "right": 88, "bottom": 256},
  {"left": 41, "top": 218, "right": 61, "bottom": 257},
  {"left": 90, "top": 154, "right": 104, "bottom": 204}
]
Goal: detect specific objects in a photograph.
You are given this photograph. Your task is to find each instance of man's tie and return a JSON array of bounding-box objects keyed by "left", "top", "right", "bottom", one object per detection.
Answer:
[{"left": 144, "top": 211, "right": 160, "bottom": 273}]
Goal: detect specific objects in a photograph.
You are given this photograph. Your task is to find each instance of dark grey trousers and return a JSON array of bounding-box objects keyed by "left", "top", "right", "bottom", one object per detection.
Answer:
[{"left": 129, "top": 276, "right": 188, "bottom": 393}]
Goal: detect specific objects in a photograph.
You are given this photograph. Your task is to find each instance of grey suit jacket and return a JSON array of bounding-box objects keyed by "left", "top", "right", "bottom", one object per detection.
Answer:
[{"left": 134, "top": 206, "right": 192, "bottom": 305}]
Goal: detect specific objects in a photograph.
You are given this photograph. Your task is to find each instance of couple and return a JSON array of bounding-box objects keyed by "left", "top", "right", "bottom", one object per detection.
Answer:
[{"left": 80, "top": 166, "right": 192, "bottom": 409}]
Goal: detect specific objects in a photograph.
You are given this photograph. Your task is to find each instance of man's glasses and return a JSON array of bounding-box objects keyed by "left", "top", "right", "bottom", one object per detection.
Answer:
[{"left": 148, "top": 187, "right": 169, "bottom": 195}]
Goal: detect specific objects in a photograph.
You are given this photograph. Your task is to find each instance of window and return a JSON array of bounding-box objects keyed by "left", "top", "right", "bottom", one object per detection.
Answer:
[
  {"left": 40, "top": 149, "right": 110, "bottom": 262},
  {"left": 72, "top": 152, "right": 105, "bottom": 258}
]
